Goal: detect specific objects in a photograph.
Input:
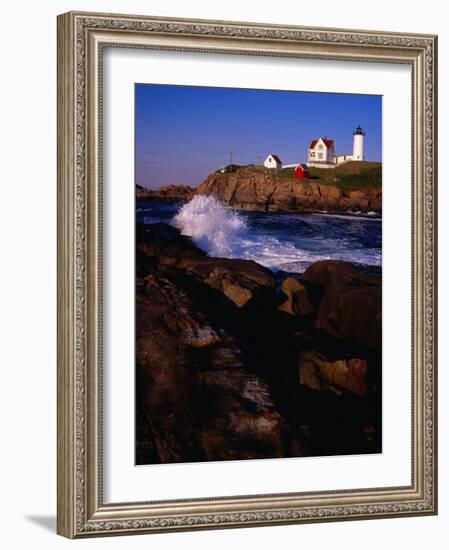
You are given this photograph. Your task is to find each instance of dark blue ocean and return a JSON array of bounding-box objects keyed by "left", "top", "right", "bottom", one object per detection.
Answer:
[{"left": 137, "top": 196, "right": 381, "bottom": 273}]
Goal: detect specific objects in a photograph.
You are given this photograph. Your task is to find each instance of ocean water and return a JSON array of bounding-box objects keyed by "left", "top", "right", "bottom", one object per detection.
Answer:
[{"left": 136, "top": 196, "right": 382, "bottom": 273}]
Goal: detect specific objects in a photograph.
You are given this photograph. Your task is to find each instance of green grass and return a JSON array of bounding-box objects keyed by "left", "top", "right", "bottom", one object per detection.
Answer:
[
  {"left": 214, "top": 161, "right": 382, "bottom": 195},
  {"left": 335, "top": 165, "right": 382, "bottom": 194},
  {"left": 278, "top": 167, "right": 296, "bottom": 179},
  {"left": 278, "top": 161, "right": 381, "bottom": 194}
]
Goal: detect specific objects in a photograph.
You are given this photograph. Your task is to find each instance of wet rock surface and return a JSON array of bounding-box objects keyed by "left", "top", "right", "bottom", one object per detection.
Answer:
[{"left": 136, "top": 223, "right": 382, "bottom": 464}]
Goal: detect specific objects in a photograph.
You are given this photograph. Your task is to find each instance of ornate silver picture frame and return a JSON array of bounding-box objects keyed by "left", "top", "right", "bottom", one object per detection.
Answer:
[{"left": 57, "top": 11, "right": 437, "bottom": 538}]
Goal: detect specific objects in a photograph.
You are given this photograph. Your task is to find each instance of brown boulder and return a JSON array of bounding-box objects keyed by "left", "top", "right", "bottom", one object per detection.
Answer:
[
  {"left": 184, "top": 258, "right": 276, "bottom": 308},
  {"left": 136, "top": 223, "right": 206, "bottom": 268},
  {"left": 299, "top": 350, "right": 368, "bottom": 397},
  {"left": 348, "top": 190, "right": 369, "bottom": 209},
  {"left": 290, "top": 182, "right": 342, "bottom": 212},
  {"left": 365, "top": 188, "right": 382, "bottom": 211},
  {"left": 320, "top": 184, "right": 343, "bottom": 200},
  {"left": 196, "top": 167, "right": 276, "bottom": 211},
  {"left": 278, "top": 277, "right": 313, "bottom": 316},
  {"left": 269, "top": 180, "right": 296, "bottom": 211},
  {"left": 137, "top": 223, "right": 276, "bottom": 308},
  {"left": 340, "top": 189, "right": 381, "bottom": 213},
  {"left": 303, "top": 260, "right": 381, "bottom": 350}
]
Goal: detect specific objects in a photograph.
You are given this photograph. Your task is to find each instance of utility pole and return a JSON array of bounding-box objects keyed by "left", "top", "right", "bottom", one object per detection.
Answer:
[{"left": 228, "top": 151, "right": 236, "bottom": 165}]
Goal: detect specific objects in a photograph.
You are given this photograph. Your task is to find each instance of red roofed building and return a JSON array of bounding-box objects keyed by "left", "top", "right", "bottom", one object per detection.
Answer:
[
  {"left": 264, "top": 153, "right": 283, "bottom": 170},
  {"left": 308, "top": 137, "right": 336, "bottom": 168},
  {"left": 294, "top": 163, "right": 310, "bottom": 179}
]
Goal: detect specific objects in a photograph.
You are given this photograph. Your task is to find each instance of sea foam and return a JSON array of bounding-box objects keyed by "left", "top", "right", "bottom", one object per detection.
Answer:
[
  {"left": 171, "top": 195, "right": 381, "bottom": 272},
  {"left": 173, "top": 195, "right": 246, "bottom": 256}
]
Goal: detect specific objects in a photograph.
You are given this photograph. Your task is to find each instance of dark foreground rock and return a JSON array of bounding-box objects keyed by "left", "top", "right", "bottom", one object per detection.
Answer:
[
  {"left": 278, "top": 277, "right": 313, "bottom": 317},
  {"left": 137, "top": 223, "right": 276, "bottom": 308},
  {"left": 136, "top": 223, "right": 382, "bottom": 464},
  {"left": 299, "top": 351, "right": 368, "bottom": 397},
  {"left": 137, "top": 270, "right": 299, "bottom": 463},
  {"left": 303, "top": 260, "right": 381, "bottom": 350}
]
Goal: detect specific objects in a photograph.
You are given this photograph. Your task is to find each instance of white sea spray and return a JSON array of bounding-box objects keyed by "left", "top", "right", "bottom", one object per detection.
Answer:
[
  {"left": 171, "top": 196, "right": 381, "bottom": 272},
  {"left": 173, "top": 195, "right": 246, "bottom": 256}
]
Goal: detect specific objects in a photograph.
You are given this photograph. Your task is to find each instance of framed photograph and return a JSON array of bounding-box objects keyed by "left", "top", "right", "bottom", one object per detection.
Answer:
[{"left": 57, "top": 11, "right": 438, "bottom": 538}]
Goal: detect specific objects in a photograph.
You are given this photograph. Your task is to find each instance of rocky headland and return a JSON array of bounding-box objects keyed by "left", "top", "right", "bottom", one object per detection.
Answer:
[
  {"left": 137, "top": 161, "right": 382, "bottom": 214},
  {"left": 195, "top": 163, "right": 381, "bottom": 214},
  {"left": 136, "top": 222, "right": 382, "bottom": 464}
]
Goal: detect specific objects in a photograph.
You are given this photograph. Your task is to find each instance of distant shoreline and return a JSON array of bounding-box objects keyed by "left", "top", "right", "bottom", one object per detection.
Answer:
[{"left": 137, "top": 199, "right": 383, "bottom": 221}]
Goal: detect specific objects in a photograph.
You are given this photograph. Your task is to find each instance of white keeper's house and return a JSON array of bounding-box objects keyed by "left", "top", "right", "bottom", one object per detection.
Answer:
[
  {"left": 307, "top": 126, "right": 366, "bottom": 168},
  {"left": 307, "top": 137, "right": 336, "bottom": 167}
]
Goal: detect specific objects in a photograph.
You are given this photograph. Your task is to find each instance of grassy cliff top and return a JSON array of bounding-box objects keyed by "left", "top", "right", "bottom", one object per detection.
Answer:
[{"left": 279, "top": 161, "right": 382, "bottom": 193}]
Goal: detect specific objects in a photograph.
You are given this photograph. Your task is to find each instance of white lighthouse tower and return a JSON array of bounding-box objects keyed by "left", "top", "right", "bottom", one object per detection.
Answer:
[{"left": 352, "top": 125, "right": 366, "bottom": 161}]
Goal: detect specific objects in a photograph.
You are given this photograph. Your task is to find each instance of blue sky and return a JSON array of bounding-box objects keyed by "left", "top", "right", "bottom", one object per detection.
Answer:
[{"left": 135, "top": 84, "right": 382, "bottom": 188}]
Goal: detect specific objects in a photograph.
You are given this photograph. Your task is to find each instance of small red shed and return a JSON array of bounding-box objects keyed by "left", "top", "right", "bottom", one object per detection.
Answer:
[{"left": 294, "top": 163, "right": 310, "bottom": 179}]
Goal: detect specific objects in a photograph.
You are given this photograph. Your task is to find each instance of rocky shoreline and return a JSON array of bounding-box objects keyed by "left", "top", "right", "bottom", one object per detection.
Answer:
[
  {"left": 136, "top": 183, "right": 194, "bottom": 203},
  {"left": 136, "top": 222, "right": 382, "bottom": 464},
  {"left": 136, "top": 163, "right": 382, "bottom": 214},
  {"left": 196, "top": 165, "right": 381, "bottom": 214}
]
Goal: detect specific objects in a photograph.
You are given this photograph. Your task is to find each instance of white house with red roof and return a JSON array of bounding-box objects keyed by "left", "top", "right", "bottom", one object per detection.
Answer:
[
  {"left": 262, "top": 127, "right": 366, "bottom": 173},
  {"left": 264, "top": 153, "right": 283, "bottom": 170},
  {"left": 307, "top": 127, "right": 366, "bottom": 168},
  {"left": 307, "top": 137, "right": 336, "bottom": 167}
]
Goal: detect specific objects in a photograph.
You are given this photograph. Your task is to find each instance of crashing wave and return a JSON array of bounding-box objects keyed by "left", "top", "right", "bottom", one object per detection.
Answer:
[
  {"left": 172, "top": 195, "right": 381, "bottom": 272},
  {"left": 173, "top": 195, "right": 246, "bottom": 256}
]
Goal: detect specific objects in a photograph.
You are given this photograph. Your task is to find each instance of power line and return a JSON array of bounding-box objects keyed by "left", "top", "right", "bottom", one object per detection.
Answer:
[
  {"left": 136, "top": 150, "right": 266, "bottom": 160},
  {"left": 135, "top": 150, "right": 228, "bottom": 158}
]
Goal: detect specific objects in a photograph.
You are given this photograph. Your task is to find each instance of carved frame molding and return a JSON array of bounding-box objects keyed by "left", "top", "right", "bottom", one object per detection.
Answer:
[{"left": 57, "top": 11, "right": 437, "bottom": 538}]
